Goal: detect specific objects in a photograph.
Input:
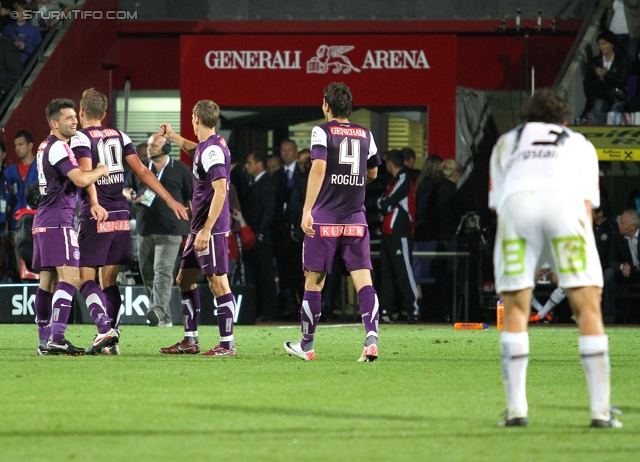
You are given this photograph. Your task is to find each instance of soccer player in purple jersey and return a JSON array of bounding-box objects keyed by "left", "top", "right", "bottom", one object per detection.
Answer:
[
  {"left": 284, "top": 82, "right": 382, "bottom": 362},
  {"left": 71, "top": 89, "right": 189, "bottom": 355},
  {"left": 157, "top": 100, "right": 237, "bottom": 356},
  {"left": 34, "top": 98, "right": 109, "bottom": 356}
]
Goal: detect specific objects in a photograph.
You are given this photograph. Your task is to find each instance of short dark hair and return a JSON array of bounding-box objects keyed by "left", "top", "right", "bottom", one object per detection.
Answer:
[
  {"left": 80, "top": 88, "right": 107, "bottom": 120},
  {"left": 324, "top": 82, "right": 353, "bottom": 119},
  {"left": 401, "top": 147, "right": 416, "bottom": 162},
  {"left": 0, "top": 139, "right": 6, "bottom": 153},
  {"left": 523, "top": 88, "right": 571, "bottom": 124},
  {"left": 281, "top": 138, "right": 297, "bottom": 149},
  {"left": 385, "top": 149, "right": 404, "bottom": 168},
  {"left": 193, "top": 100, "right": 220, "bottom": 129},
  {"left": 46, "top": 98, "right": 75, "bottom": 123},
  {"left": 248, "top": 151, "right": 267, "bottom": 167},
  {"left": 597, "top": 29, "right": 618, "bottom": 48},
  {"left": 14, "top": 130, "right": 33, "bottom": 144}
]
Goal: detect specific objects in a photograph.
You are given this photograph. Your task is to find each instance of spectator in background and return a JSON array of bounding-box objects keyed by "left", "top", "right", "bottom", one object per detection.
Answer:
[
  {"left": 414, "top": 154, "right": 443, "bottom": 242},
  {"left": 30, "top": 0, "right": 77, "bottom": 28},
  {"left": 230, "top": 151, "right": 249, "bottom": 207},
  {"left": 5, "top": 129, "right": 37, "bottom": 233},
  {"left": 436, "top": 159, "right": 464, "bottom": 244},
  {"left": 227, "top": 183, "right": 255, "bottom": 285},
  {"left": 0, "top": 28, "right": 22, "bottom": 103},
  {"left": 136, "top": 142, "right": 148, "bottom": 162},
  {"left": 604, "top": 0, "right": 640, "bottom": 66},
  {"left": 594, "top": 201, "right": 617, "bottom": 324},
  {"left": 0, "top": 140, "right": 9, "bottom": 236},
  {"left": 124, "top": 134, "right": 192, "bottom": 329},
  {"left": 3, "top": 2, "right": 41, "bottom": 63},
  {"left": 583, "top": 30, "right": 629, "bottom": 114},
  {"left": 266, "top": 153, "right": 283, "bottom": 177},
  {"left": 243, "top": 150, "right": 278, "bottom": 321},
  {"left": 377, "top": 149, "right": 418, "bottom": 324},
  {"left": 401, "top": 147, "right": 420, "bottom": 183}
]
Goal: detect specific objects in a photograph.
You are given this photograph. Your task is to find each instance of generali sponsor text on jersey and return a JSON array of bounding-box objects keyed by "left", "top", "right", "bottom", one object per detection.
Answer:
[{"left": 204, "top": 46, "right": 430, "bottom": 73}]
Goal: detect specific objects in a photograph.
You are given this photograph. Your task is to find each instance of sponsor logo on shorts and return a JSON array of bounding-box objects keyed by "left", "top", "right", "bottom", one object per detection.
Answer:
[
  {"left": 97, "top": 220, "right": 131, "bottom": 233},
  {"left": 319, "top": 225, "right": 364, "bottom": 237},
  {"left": 32, "top": 228, "right": 47, "bottom": 234}
]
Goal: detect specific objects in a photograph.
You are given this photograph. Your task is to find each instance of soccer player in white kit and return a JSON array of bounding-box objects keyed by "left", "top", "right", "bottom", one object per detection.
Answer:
[{"left": 490, "top": 88, "right": 621, "bottom": 428}]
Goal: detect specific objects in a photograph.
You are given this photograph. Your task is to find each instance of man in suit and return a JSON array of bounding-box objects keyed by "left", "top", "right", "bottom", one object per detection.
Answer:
[
  {"left": 244, "top": 151, "right": 278, "bottom": 321},
  {"left": 273, "top": 139, "right": 304, "bottom": 319},
  {"left": 604, "top": 209, "right": 640, "bottom": 323}
]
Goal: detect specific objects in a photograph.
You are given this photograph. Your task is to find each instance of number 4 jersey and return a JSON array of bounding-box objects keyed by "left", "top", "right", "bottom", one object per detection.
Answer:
[
  {"left": 489, "top": 122, "right": 600, "bottom": 213},
  {"left": 71, "top": 126, "right": 138, "bottom": 218},
  {"left": 310, "top": 120, "right": 381, "bottom": 225}
]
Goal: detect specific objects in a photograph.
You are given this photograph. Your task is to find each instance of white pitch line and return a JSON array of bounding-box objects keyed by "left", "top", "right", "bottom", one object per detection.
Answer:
[{"left": 278, "top": 324, "right": 358, "bottom": 329}]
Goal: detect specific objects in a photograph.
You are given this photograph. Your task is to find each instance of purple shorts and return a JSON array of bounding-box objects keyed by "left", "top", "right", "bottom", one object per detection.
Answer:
[
  {"left": 32, "top": 226, "right": 80, "bottom": 270},
  {"left": 303, "top": 224, "right": 372, "bottom": 274},
  {"left": 78, "top": 212, "right": 132, "bottom": 267},
  {"left": 180, "top": 232, "right": 228, "bottom": 275}
]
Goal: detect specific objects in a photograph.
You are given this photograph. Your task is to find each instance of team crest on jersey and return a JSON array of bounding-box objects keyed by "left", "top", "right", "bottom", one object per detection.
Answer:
[{"left": 307, "top": 45, "right": 361, "bottom": 74}]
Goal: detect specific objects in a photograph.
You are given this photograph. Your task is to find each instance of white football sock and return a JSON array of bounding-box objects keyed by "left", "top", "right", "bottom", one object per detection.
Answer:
[
  {"left": 531, "top": 296, "right": 543, "bottom": 313},
  {"left": 579, "top": 335, "right": 610, "bottom": 421},
  {"left": 500, "top": 331, "right": 529, "bottom": 419},
  {"left": 537, "top": 288, "right": 566, "bottom": 318}
]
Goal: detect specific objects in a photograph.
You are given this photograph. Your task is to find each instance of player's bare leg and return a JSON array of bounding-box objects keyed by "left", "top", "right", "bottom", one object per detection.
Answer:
[
  {"left": 499, "top": 288, "right": 532, "bottom": 426},
  {"left": 566, "top": 286, "right": 621, "bottom": 428}
]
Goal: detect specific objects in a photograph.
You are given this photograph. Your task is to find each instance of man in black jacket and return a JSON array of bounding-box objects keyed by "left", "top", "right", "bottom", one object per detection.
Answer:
[
  {"left": 0, "top": 32, "right": 22, "bottom": 104},
  {"left": 244, "top": 151, "right": 278, "bottom": 321},
  {"left": 377, "top": 149, "right": 419, "bottom": 323}
]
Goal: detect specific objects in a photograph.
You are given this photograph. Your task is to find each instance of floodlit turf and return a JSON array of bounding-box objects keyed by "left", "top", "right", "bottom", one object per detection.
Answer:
[{"left": 0, "top": 323, "right": 638, "bottom": 462}]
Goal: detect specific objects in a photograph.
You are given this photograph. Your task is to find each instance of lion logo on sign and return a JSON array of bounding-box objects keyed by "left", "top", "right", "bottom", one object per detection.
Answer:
[{"left": 307, "top": 45, "right": 361, "bottom": 74}]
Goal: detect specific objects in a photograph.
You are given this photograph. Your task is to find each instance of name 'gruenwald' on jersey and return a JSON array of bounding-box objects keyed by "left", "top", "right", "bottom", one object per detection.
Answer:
[
  {"left": 191, "top": 133, "right": 231, "bottom": 234},
  {"left": 489, "top": 122, "right": 600, "bottom": 214},
  {"left": 70, "top": 126, "right": 137, "bottom": 217},
  {"left": 34, "top": 134, "right": 80, "bottom": 228},
  {"left": 310, "top": 120, "right": 381, "bottom": 225}
]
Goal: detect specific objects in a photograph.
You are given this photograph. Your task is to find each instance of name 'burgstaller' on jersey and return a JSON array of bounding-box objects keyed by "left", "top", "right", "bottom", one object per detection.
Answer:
[{"left": 310, "top": 120, "right": 379, "bottom": 225}]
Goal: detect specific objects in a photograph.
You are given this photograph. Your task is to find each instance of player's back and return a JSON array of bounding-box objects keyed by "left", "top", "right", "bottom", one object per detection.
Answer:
[
  {"left": 34, "top": 135, "right": 79, "bottom": 228},
  {"left": 71, "top": 126, "right": 137, "bottom": 216},
  {"left": 191, "top": 133, "right": 231, "bottom": 234},
  {"left": 311, "top": 120, "right": 379, "bottom": 225},
  {"left": 490, "top": 122, "right": 599, "bottom": 212}
]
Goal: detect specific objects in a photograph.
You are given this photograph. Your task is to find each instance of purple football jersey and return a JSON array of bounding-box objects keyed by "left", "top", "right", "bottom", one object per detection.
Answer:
[
  {"left": 33, "top": 135, "right": 80, "bottom": 228},
  {"left": 190, "top": 133, "right": 230, "bottom": 235},
  {"left": 310, "top": 121, "right": 381, "bottom": 225},
  {"left": 70, "top": 126, "right": 137, "bottom": 217}
]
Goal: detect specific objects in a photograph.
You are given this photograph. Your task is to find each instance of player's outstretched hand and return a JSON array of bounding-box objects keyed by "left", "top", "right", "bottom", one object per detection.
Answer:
[
  {"left": 301, "top": 210, "right": 315, "bottom": 237},
  {"left": 167, "top": 198, "right": 189, "bottom": 220},
  {"left": 194, "top": 228, "right": 211, "bottom": 252},
  {"left": 90, "top": 204, "right": 108, "bottom": 222},
  {"left": 159, "top": 123, "right": 174, "bottom": 139}
]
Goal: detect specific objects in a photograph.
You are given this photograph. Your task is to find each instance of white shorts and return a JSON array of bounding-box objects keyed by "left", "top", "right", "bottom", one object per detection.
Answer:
[{"left": 494, "top": 191, "right": 603, "bottom": 293}]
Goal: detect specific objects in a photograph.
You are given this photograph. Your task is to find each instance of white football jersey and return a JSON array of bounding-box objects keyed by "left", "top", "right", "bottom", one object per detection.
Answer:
[{"left": 489, "top": 122, "right": 600, "bottom": 214}]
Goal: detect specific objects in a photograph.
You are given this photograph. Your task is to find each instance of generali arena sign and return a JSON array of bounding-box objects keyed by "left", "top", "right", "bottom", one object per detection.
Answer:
[{"left": 180, "top": 34, "right": 457, "bottom": 156}]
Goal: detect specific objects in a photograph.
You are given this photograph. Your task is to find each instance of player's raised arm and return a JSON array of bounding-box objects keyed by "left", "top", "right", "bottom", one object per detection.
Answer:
[
  {"left": 301, "top": 158, "right": 326, "bottom": 237},
  {"left": 126, "top": 153, "right": 189, "bottom": 220},
  {"left": 159, "top": 123, "right": 197, "bottom": 157}
]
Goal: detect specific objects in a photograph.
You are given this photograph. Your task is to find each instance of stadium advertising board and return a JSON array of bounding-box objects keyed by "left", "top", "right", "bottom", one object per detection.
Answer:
[
  {"left": 0, "top": 284, "right": 256, "bottom": 325},
  {"left": 570, "top": 126, "right": 640, "bottom": 161},
  {"left": 180, "top": 34, "right": 457, "bottom": 156}
]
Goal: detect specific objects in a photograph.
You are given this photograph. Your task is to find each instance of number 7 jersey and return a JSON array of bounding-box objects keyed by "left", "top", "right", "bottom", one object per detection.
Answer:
[
  {"left": 310, "top": 120, "right": 381, "bottom": 225},
  {"left": 71, "top": 126, "right": 138, "bottom": 217}
]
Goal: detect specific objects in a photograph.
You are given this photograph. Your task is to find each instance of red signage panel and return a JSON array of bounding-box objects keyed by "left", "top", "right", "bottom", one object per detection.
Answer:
[{"left": 180, "top": 34, "right": 456, "bottom": 157}]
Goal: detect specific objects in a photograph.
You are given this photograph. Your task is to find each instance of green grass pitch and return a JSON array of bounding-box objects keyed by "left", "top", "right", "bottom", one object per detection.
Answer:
[{"left": 0, "top": 323, "right": 638, "bottom": 462}]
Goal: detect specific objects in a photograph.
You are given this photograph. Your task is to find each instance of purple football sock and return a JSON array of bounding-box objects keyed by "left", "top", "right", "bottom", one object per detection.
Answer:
[
  {"left": 35, "top": 288, "right": 53, "bottom": 346},
  {"left": 216, "top": 292, "right": 236, "bottom": 349},
  {"left": 300, "top": 290, "right": 322, "bottom": 351},
  {"left": 102, "top": 285, "right": 122, "bottom": 329},
  {"left": 358, "top": 285, "right": 379, "bottom": 346},
  {"left": 181, "top": 289, "right": 201, "bottom": 344},
  {"left": 50, "top": 281, "right": 76, "bottom": 342},
  {"left": 80, "top": 280, "right": 111, "bottom": 334}
]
